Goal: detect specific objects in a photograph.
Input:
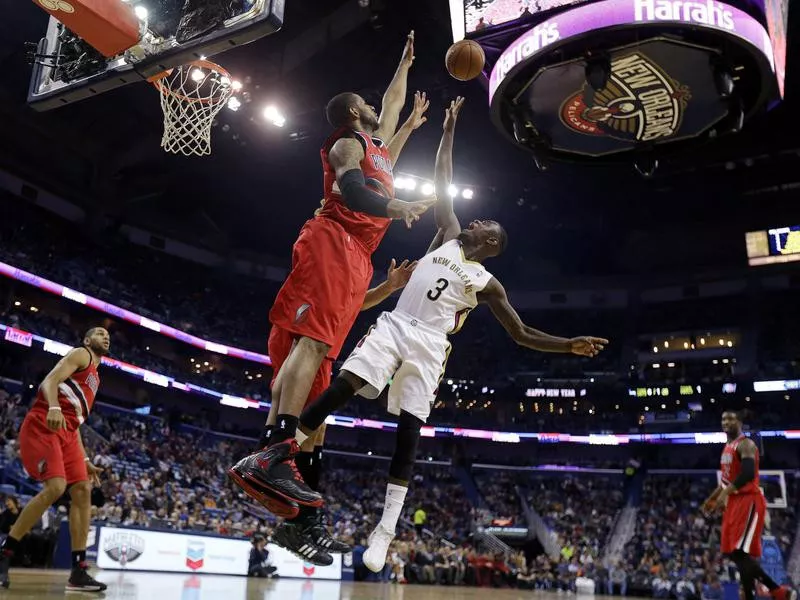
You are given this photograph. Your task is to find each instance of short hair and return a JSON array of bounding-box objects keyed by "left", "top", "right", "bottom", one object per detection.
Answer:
[
  {"left": 494, "top": 223, "right": 509, "bottom": 255},
  {"left": 83, "top": 327, "right": 104, "bottom": 343},
  {"left": 325, "top": 92, "right": 359, "bottom": 128},
  {"left": 723, "top": 409, "right": 742, "bottom": 422}
]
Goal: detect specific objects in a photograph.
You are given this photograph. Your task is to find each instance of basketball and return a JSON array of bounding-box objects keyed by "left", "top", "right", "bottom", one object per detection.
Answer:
[{"left": 445, "top": 40, "right": 485, "bottom": 81}]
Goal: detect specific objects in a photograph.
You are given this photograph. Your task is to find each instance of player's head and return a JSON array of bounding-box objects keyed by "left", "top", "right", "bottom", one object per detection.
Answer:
[
  {"left": 458, "top": 219, "right": 508, "bottom": 258},
  {"left": 325, "top": 92, "right": 379, "bottom": 132},
  {"left": 83, "top": 327, "right": 110, "bottom": 356},
  {"left": 721, "top": 410, "right": 743, "bottom": 437}
]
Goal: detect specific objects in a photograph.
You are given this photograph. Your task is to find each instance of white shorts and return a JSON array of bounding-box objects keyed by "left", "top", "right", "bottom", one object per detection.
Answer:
[{"left": 340, "top": 311, "right": 451, "bottom": 423}]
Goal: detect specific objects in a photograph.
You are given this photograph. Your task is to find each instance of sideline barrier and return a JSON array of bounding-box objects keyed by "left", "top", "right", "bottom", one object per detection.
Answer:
[{"left": 53, "top": 522, "right": 344, "bottom": 579}]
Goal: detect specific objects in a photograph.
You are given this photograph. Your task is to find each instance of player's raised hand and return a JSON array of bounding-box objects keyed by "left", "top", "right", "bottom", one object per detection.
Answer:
[
  {"left": 569, "top": 336, "right": 609, "bottom": 357},
  {"left": 387, "top": 197, "right": 436, "bottom": 228},
  {"left": 386, "top": 259, "right": 418, "bottom": 290},
  {"left": 409, "top": 92, "right": 430, "bottom": 130},
  {"left": 444, "top": 97, "right": 465, "bottom": 131},
  {"left": 400, "top": 30, "right": 415, "bottom": 68}
]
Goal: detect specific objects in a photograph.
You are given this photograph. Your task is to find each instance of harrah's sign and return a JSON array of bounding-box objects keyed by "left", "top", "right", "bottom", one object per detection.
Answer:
[
  {"left": 489, "top": 0, "right": 751, "bottom": 103},
  {"left": 633, "top": 0, "right": 735, "bottom": 30}
]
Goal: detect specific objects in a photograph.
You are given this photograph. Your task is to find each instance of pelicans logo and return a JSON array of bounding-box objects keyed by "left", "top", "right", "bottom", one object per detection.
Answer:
[
  {"left": 103, "top": 532, "right": 145, "bottom": 566},
  {"left": 561, "top": 51, "right": 691, "bottom": 143}
]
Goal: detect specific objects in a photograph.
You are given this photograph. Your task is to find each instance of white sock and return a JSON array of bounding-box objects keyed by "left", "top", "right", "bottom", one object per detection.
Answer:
[
  {"left": 378, "top": 483, "right": 407, "bottom": 535},
  {"left": 295, "top": 430, "right": 309, "bottom": 446}
]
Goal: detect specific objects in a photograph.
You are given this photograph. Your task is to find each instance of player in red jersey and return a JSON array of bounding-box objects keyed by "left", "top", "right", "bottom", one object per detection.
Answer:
[
  {"left": 0, "top": 328, "right": 109, "bottom": 593},
  {"left": 228, "top": 31, "right": 434, "bottom": 531},
  {"left": 702, "top": 411, "right": 796, "bottom": 600}
]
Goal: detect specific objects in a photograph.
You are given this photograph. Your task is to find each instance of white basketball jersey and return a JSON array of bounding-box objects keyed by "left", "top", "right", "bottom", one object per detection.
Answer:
[{"left": 395, "top": 239, "right": 493, "bottom": 334}]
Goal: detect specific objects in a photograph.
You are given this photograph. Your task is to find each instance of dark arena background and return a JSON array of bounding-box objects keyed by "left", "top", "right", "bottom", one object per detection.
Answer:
[{"left": 0, "top": 0, "right": 798, "bottom": 598}]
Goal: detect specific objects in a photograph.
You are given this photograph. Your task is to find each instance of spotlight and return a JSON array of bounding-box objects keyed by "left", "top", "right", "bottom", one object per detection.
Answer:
[
  {"left": 405, "top": 178, "right": 417, "bottom": 191},
  {"left": 585, "top": 55, "right": 611, "bottom": 91},
  {"left": 712, "top": 61, "right": 735, "bottom": 98},
  {"left": 227, "top": 97, "right": 241, "bottom": 111},
  {"left": 421, "top": 182, "right": 435, "bottom": 195},
  {"left": 394, "top": 177, "right": 407, "bottom": 190},
  {"left": 231, "top": 80, "right": 243, "bottom": 91},
  {"left": 191, "top": 69, "right": 204, "bottom": 82},
  {"left": 634, "top": 155, "right": 659, "bottom": 178},
  {"left": 134, "top": 5, "right": 148, "bottom": 20},
  {"left": 263, "top": 105, "right": 286, "bottom": 127},
  {"left": 448, "top": 184, "right": 458, "bottom": 197},
  {"left": 462, "top": 188, "right": 474, "bottom": 199}
]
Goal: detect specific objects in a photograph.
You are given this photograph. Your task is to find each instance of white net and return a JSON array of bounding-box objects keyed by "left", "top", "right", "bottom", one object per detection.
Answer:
[{"left": 154, "top": 61, "right": 234, "bottom": 156}]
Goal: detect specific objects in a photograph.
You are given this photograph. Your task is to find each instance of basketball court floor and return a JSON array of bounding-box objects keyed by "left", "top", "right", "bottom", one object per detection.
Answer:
[{"left": 1, "top": 569, "right": 600, "bottom": 600}]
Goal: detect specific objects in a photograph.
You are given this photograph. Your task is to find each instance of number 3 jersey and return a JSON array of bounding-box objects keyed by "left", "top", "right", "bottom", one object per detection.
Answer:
[{"left": 395, "top": 239, "right": 493, "bottom": 335}]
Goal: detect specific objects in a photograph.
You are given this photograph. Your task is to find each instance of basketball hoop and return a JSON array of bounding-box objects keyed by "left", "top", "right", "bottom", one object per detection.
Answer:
[{"left": 151, "top": 59, "right": 233, "bottom": 156}]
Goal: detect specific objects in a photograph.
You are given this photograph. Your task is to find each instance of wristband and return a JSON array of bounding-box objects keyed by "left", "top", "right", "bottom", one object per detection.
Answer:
[{"left": 48, "top": 407, "right": 62, "bottom": 412}]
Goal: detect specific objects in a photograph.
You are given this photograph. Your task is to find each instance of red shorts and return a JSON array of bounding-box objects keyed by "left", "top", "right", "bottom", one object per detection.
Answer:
[
  {"left": 18, "top": 410, "right": 88, "bottom": 485},
  {"left": 268, "top": 325, "right": 333, "bottom": 407},
  {"left": 269, "top": 217, "right": 373, "bottom": 360},
  {"left": 721, "top": 492, "right": 766, "bottom": 557}
]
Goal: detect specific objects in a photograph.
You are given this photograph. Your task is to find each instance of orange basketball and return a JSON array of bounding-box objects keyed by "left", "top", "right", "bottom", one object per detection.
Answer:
[{"left": 445, "top": 40, "right": 485, "bottom": 81}]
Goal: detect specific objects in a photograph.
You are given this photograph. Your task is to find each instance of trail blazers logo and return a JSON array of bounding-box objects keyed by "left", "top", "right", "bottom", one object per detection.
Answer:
[
  {"left": 561, "top": 52, "right": 691, "bottom": 143},
  {"left": 186, "top": 540, "right": 205, "bottom": 571},
  {"left": 103, "top": 532, "right": 145, "bottom": 566}
]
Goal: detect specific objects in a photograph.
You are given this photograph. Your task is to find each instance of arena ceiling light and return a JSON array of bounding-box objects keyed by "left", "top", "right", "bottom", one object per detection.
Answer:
[
  {"left": 133, "top": 5, "right": 148, "bottom": 20},
  {"left": 227, "top": 97, "right": 241, "bottom": 112},
  {"left": 462, "top": 188, "right": 474, "bottom": 199},
  {"left": 420, "top": 182, "right": 435, "bottom": 196},
  {"left": 263, "top": 105, "right": 285, "bottom": 127}
]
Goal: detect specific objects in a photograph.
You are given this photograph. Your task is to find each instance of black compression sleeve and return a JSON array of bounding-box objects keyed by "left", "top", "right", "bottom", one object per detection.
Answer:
[
  {"left": 732, "top": 457, "right": 756, "bottom": 489},
  {"left": 338, "top": 169, "right": 391, "bottom": 217}
]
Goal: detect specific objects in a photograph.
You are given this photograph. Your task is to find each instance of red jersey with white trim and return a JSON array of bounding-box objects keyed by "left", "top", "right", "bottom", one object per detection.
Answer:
[
  {"left": 33, "top": 348, "right": 100, "bottom": 431},
  {"left": 720, "top": 435, "right": 761, "bottom": 495},
  {"left": 319, "top": 128, "right": 393, "bottom": 253}
]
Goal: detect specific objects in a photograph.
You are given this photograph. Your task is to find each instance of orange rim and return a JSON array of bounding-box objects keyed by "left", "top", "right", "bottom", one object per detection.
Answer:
[{"left": 151, "top": 59, "right": 232, "bottom": 105}]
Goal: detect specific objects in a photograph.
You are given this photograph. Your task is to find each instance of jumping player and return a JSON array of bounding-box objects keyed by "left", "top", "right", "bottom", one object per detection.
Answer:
[
  {"left": 702, "top": 411, "right": 796, "bottom": 600},
  {"left": 270, "top": 98, "right": 609, "bottom": 566},
  {"left": 228, "top": 32, "right": 433, "bottom": 528},
  {"left": 0, "top": 328, "right": 110, "bottom": 592}
]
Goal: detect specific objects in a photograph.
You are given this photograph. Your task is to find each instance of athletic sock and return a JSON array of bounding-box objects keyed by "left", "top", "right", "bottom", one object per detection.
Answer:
[
  {"left": 378, "top": 483, "right": 408, "bottom": 535},
  {"left": 71, "top": 550, "right": 86, "bottom": 568},
  {"left": 269, "top": 415, "right": 298, "bottom": 445},
  {"left": 257, "top": 425, "right": 273, "bottom": 450},
  {"left": 1, "top": 536, "right": 20, "bottom": 557}
]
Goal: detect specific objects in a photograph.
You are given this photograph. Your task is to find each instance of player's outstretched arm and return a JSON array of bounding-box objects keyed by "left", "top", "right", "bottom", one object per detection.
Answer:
[
  {"left": 432, "top": 97, "right": 466, "bottom": 248},
  {"left": 376, "top": 31, "right": 415, "bottom": 141},
  {"left": 387, "top": 91, "right": 429, "bottom": 163},
  {"left": 361, "top": 259, "right": 418, "bottom": 311},
  {"left": 479, "top": 278, "right": 608, "bottom": 355},
  {"left": 40, "top": 348, "right": 91, "bottom": 430},
  {"left": 329, "top": 137, "right": 435, "bottom": 227}
]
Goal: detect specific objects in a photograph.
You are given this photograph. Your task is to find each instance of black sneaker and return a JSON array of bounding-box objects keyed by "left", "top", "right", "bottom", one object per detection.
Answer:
[
  {"left": 235, "top": 440, "right": 323, "bottom": 508},
  {"left": 308, "top": 510, "right": 352, "bottom": 554},
  {"left": 66, "top": 565, "right": 107, "bottom": 592},
  {"left": 272, "top": 521, "right": 333, "bottom": 567},
  {"left": 0, "top": 553, "right": 10, "bottom": 589},
  {"left": 229, "top": 454, "right": 300, "bottom": 519}
]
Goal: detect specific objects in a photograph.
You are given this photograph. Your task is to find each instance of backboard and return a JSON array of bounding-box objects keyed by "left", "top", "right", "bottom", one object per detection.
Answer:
[{"left": 28, "top": 0, "right": 284, "bottom": 111}]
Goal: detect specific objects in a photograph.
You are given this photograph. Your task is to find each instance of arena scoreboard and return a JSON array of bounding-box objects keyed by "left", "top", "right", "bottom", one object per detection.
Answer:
[{"left": 746, "top": 225, "right": 800, "bottom": 266}]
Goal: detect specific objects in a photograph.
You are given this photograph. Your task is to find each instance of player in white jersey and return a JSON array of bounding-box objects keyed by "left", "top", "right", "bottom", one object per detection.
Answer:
[{"left": 272, "top": 97, "right": 609, "bottom": 566}]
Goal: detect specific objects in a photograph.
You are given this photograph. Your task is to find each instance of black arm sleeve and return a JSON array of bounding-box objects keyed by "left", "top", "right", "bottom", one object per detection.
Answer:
[
  {"left": 732, "top": 457, "right": 756, "bottom": 489},
  {"left": 338, "top": 169, "right": 391, "bottom": 217}
]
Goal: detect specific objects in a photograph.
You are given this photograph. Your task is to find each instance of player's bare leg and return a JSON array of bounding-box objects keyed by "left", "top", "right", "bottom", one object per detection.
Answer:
[
  {"left": 0, "top": 478, "right": 68, "bottom": 588},
  {"left": 66, "top": 481, "right": 107, "bottom": 592},
  {"left": 229, "top": 336, "right": 327, "bottom": 510}
]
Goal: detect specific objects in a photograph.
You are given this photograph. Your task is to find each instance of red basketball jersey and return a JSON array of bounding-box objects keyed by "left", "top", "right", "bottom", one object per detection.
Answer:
[
  {"left": 720, "top": 435, "right": 760, "bottom": 495},
  {"left": 318, "top": 128, "right": 394, "bottom": 253},
  {"left": 34, "top": 348, "right": 100, "bottom": 431}
]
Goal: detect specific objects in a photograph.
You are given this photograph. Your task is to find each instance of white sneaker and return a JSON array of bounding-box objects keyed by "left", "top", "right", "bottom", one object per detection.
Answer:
[{"left": 363, "top": 524, "right": 395, "bottom": 573}]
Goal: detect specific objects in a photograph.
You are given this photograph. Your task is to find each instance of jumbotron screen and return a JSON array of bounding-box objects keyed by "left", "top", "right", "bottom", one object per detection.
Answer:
[{"left": 745, "top": 225, "right": 800, "bottom": 266}]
